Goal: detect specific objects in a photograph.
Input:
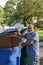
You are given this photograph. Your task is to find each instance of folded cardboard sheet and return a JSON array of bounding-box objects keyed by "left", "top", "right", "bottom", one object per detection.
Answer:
[{"left": 0, "top": 33, "right": 21, "bottom": 48}]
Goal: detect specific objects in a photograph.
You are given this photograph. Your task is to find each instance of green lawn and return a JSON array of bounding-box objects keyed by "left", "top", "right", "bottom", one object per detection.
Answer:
[
  {"left": 40, "top": 45, "right": 43, "bottom": 48},
  {"left": 37, "top": 31, "right": 43, "bottom": 41}
]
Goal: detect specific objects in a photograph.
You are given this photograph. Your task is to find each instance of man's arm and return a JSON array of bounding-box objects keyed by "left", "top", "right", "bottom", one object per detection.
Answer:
[
  {"left": 21, "top": 39, "right": 35, "bottom": 47},
  {"left": 17, "top": 30, "right": 25, "bottom": 37},
  {"left": 17, "top": 30, "right": 22, "bottom": 37}
]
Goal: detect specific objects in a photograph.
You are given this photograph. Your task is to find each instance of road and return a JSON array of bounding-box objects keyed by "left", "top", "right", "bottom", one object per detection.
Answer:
[
  {"left": 39, "top": 41, "right": 43, "bottom": 59},
  {"left": 39, "top": 42, "right": 43, "bottom": 65}
]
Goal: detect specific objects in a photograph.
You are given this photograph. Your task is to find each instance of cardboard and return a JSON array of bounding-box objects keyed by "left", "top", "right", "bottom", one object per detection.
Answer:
[
  {"left": 10, "top": 36, "right": 21, "bottom": 47},
  {"left": 0, "top": 34, "right": 11, "bottom": 47},
  {"left": 0, "top": 33, "right": 21, "bottom": 48}
]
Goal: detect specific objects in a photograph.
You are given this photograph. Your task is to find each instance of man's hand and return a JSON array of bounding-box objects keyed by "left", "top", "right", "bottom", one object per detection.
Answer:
[
  {"left": 19, "top": 40, "right": 35, "bottom": 48},
  {"left": 19, "top": 44, "right": 22, "bottom": 48},
  {"left": 17, "top": 29, "right": 22, "bottom": 36},
  {"left": 12, "top": 48, "right": 16, "bottom": 53}
]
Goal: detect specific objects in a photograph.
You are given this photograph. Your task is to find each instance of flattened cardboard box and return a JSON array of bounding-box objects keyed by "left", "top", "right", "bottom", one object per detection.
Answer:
[{"left": 0, "top": 33, "right": 21, "bottom": 48}]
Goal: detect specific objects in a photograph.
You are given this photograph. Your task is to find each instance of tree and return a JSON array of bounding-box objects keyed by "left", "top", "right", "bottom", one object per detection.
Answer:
[
  {"left": 4, "top": 0, "right": 16, "bottom": 25},
  {"left": 0, "top": 5, "right": 4, "bottom": 23},
  {"left": 15, "top": 0, "right": 43, "bottom": 25}
]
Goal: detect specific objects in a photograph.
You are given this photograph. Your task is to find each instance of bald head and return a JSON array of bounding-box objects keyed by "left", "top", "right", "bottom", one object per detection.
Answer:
[
  {"left": 28, "top": 24, "right": 34, "bottom": 27},
  {"left": 28, "top": 24, "right": 35, "bottom": 33}
]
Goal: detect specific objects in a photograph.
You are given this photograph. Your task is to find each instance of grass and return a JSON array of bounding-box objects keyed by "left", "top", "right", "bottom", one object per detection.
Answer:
[
  {"left": 37, "top": 31, "right": 43, "bottom": 41},
  {"left": 37, "top": 31, "right": 43, "bottom": 48},
  {"left": 40, "top": 45, "right": 43, "bottom": 48}
]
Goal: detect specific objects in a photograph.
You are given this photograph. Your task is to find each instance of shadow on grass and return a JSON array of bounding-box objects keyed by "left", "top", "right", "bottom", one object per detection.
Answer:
[
  {"left": 40, "top": 45, "right": 43, "bottom": 48},
  {"left": 40, "top": 57, "right": 43, "bottom": 65}
]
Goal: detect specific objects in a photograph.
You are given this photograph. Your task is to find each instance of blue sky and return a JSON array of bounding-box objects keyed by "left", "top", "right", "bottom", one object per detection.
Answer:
[{"left": 0, "top": 0, "right": 8, "bottom": 7}]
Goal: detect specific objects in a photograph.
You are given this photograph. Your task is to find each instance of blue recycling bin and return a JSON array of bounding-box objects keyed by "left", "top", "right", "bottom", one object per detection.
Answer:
[
  {"left": 8, "top": 47, "right": 21, "bottom": 65},
  {"left": 0, "top": 28, "right": 17, "bottom": 34},
  {"left": 0, "top": 28, "right": 21, "bottom": 65},
  {"left": 0, "top": 48, "right": 12, "bottom": 65},
  {"left": 0, "top": 48, "right": 21, "bottom": 65}
]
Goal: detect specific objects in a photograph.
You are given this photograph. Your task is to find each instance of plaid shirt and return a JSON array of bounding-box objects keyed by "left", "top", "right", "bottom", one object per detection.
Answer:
[{"left": 26, "top": 56, "right": 40, "bottom": 65}]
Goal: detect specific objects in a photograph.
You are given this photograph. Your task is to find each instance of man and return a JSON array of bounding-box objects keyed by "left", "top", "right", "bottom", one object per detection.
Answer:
[{"left": 17, "top": 24, "right": 39, "bottom": 65}]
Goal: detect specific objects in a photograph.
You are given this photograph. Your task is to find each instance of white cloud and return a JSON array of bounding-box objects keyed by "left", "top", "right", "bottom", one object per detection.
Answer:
[{"left": 0, "top": 0, "right": 8, "bottom": 7}]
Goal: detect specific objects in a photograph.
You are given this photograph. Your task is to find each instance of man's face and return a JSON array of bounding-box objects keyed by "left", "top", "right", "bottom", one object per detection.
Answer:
[{"left": 28, "top": 25, "right": 34, "bottom": 33}]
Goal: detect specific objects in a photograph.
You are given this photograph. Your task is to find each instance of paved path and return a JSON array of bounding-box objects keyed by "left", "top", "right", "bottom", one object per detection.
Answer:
[
  {"left": 39, "top": 41, "right": 43, "bottom": 46},
  {"left": 40, "top": 48, "right": 43, "bottom": 59},
  {"left": 39, "top": 41, "right": 43, "bottom": 59},
  {"left": 39, "top": 42, "right": 43, "bottom": 65}
]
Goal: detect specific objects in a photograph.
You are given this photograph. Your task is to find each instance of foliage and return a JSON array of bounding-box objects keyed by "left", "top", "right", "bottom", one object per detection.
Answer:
[
  {"left": 4, "top": 0, "right": 16, "bottom": 25},
  {"left": 15, "top": 0, "right": 43, "bottom": 25},
  {"left": 38, "top": 31, "right": 43, "bottom": 41},
  {"left": 0, "top": 0, "right": 43, "bottom": 27},
  {"left": 35, "top": 20, "right": 43, "bottom": 28},
  {"left": 0, "top": 5, "right": 4, "bottom": 23}
]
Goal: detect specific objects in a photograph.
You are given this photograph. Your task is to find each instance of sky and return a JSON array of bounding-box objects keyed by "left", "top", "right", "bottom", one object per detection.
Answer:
[
  {"left": 0, "top": 0, "right": 18, "bottom": 9},
  {"left": 0, "top": 0, "right": 8, "bottom": 7}
]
